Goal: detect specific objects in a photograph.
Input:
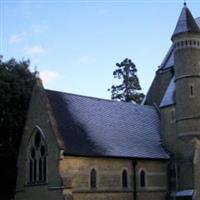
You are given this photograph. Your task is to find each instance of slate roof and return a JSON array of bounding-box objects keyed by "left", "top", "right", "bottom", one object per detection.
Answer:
[
  {"left": 171, "top": 5, "right": 200, "bottom": 39},
  {"left": 160, "top": 77, "right": 175, "bottom": 108},
  {"left": 46, "top": 89, "right": 169, "bottom": 159},
  {"left": 159, "top": 45, "right": 174, "bottom": 70}
]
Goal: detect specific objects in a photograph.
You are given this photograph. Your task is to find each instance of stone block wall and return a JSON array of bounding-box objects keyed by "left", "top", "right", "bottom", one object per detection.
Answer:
[{"left": 59, "top": 156, "right": 168, "bottom": 200}]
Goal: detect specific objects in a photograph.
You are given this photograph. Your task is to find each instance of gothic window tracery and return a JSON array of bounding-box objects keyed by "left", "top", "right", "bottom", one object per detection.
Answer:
[{"left": 27, "top": 127, "right": 47, "bottom": 184}]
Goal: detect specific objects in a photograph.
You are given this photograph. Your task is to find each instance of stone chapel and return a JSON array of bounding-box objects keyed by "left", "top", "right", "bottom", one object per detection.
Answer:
[{"left": 15, "top": 4, "right": 200, "bottom": 200}]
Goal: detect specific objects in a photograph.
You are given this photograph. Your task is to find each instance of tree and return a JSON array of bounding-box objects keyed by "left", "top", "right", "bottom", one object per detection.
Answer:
[
  {"left": 0, "top": 56, "right": 37, "bottom": 199},
  {"left": 108, "top": 58, "right": 144, "bottom": 103}
]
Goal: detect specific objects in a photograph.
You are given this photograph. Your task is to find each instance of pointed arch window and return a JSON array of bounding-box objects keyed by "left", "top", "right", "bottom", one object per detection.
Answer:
[
  {"left": 90, "top": 169, "right": 97, "bottom": 189},
  {"left": 122, "top": 170, "right": 128, "bottom": 188},
  {"left": 139, "top": 170, "right": 146, "bottom": 187},
  {"left": 27, "top": 126, "right": 47, "bottom": 184}
]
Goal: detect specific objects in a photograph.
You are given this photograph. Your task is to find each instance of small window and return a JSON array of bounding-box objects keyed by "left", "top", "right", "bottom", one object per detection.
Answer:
[
  {"left": 190, "top": 86, "right": 194, "bottom": 96},
  {"left": 122, "top": 170, "right": 128, "bottom": 188},
  {"left": 90, "top": 169, "right": 96, "bottom": 189},
  {"left": 185, "top": 41, "right": 188, "bottom": 46},
  {"left": 170, "top": 109, "right": 175, "bottom": 123},
  {"left": 140, "top": 170, "right": 146, "bottom": 187},
  {"left": 189, "top": 84, "right": 195, "bottom": 98}
]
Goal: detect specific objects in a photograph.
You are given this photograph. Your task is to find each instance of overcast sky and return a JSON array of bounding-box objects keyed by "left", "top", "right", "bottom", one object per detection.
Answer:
[{"left": 1, "top": 0, "right": 200, "bottom": 99}]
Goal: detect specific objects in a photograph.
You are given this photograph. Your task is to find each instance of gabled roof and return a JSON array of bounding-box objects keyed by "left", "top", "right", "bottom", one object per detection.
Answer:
[
  {"left": 46, "top": 89, "right": 169, "bottom": 159},
  {"left": 171, "top": 5, "right": 200, "bottom": 40}
]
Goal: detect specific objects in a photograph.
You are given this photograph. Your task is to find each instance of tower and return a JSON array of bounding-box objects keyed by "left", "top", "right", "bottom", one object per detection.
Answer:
[
  {"left": 172, "top": 3, "right": 200, "bottom": 199},
  {"left": 172, "top": 3, "right": 200, "bottom": 142}
]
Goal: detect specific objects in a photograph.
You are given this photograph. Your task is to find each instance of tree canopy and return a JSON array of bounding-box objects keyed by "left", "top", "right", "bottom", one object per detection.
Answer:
[
  {"left": 108, "top": 58, "right": 144, "bottom": 103},
  {"left": 0, "top": 56, "right": 37, "bottom": 199}
]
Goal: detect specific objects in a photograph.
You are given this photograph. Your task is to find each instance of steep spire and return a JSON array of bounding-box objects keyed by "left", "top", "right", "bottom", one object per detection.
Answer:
[{"left": 171, "top": 4, "right": 200, "bottom": 40}]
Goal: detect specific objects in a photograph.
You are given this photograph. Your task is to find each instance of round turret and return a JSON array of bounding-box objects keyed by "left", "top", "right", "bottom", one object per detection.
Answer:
[{"left": 172, "top": 5, "right": 200, "bottom": 142}]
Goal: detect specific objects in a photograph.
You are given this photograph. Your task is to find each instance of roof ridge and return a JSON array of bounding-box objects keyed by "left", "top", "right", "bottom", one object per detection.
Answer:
[
  {"left": 45, "top": 88, "right": 119, "bottom": 103},
  {"left": 45, "top": 89, "right": 152, "bottom": 108}
]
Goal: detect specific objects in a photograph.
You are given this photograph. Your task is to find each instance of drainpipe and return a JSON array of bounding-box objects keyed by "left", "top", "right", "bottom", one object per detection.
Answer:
[{"left": 132, "top": 160, "right": 137, "bottom": 200}]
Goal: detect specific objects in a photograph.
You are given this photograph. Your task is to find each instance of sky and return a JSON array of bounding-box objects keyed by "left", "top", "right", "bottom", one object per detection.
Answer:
[{"left": 1, "top": 0, "right": 200, "bottom": 99}]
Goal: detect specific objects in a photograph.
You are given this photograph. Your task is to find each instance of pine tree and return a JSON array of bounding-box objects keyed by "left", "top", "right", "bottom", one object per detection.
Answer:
[{"left": 108, "top": 58, "right": 144, "bottom": 103}]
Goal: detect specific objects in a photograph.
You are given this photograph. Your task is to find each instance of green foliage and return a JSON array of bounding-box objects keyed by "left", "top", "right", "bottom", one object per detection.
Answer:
[
  {"left": 108, "top": 58, "right": 144, "bottom": 104},
  {"left": 0, "top": 56, "right": 37, "bottom": 199}
]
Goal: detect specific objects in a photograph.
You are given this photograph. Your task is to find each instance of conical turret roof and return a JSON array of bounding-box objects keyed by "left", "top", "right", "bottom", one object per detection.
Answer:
[{"left": 172, "top": 4, "right": 200, "bottom": 40}]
